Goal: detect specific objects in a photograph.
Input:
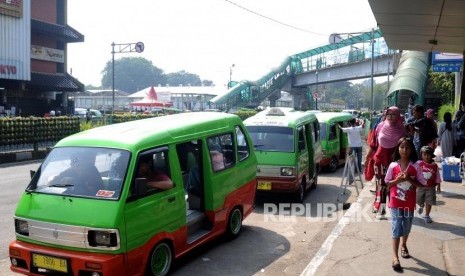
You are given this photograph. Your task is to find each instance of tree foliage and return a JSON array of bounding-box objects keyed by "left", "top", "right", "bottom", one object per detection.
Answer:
[
  {"left": 427, "top": 70, "right": 455, "bottom": 103},
  {"left": 100, "top": 57, "right": 214, "bottom": 93},
  {"left": 101, "top": 57, "right": 165, "bottom": 93},
  {"left": 166, "top": 70, "right": 201, "bottom": 86}
]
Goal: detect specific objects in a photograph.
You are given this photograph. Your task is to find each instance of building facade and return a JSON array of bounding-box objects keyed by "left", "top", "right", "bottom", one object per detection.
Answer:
[{"left": 0, "top": 0, "right": 83, "bottom": 117}]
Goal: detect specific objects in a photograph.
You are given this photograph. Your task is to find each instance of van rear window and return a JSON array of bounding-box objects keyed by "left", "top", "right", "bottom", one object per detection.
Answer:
[
  {"left": 29, "top": 147, "right": 130, "bottom": 200},
  {"left": 246, "top": 126, "right": 294, "bottom": 152}
]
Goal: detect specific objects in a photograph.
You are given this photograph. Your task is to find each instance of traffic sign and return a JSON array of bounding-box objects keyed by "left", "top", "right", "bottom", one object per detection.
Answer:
[
  {"left": 313, "top": 92, "right": 319, "bottom": 99},
  {"left": 135, "top": 42, "right": 144, "bottom": 53}
]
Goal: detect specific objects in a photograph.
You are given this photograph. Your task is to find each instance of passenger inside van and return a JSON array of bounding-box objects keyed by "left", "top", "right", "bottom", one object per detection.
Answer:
[
  {"left": 137, "top": 158, "right": 173, "bottom": 190},
  {"left": 210, "top": 150, "right": 225, "bottom": 171}
]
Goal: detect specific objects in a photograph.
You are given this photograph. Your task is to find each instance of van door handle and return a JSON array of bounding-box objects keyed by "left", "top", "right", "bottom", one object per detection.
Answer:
[{"left": 168, "top": 197, "right": 176, "bottom": 203}]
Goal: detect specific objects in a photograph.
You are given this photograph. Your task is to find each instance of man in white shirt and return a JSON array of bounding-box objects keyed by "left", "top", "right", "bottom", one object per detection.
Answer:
[{"left": 339, "top": 118, "right": 365, "bottom": 175}]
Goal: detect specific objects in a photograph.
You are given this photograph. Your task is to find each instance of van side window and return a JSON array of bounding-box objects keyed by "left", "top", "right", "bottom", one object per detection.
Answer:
[
  {"left": 207, "top": 134, "right": 235, "bottom": 172},
  {"left": 329, "top": 124, "right": 337, "bottom": 140},
  {"left": 235, "top": 126, "right": 250, "bottom": 161},
  {"left": 132, "top": 149, "right": 173, "bottom": 196},
  {"left": 313, "top": 121, "right": 320, "bottom": 142},
  {"left": 297, "top": 127, "right": 306, "bottom": 152}
]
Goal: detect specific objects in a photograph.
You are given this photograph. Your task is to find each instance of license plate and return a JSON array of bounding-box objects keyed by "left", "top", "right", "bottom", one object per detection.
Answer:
[
  {"left": 257, "top": 181, "right": 272, "bottom": 190},
  {"left": 32, "top": 253, "right": 68, "bottom": 273}
]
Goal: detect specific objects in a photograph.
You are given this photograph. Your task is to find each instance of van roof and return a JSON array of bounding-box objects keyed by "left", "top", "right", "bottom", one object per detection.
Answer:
[
  {"left": 56, "top": 112, "right": 240, "bottom": 151},
  {"left": 244, "top": 107, "right": 317, "bottom": 127},
  {"left": 315, "top": 112, "right": 353, "bottom": 123}
]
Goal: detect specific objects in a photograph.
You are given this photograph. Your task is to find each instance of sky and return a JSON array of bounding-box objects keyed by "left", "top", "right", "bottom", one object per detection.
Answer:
[{"left": 67, "top": 0, "right": 377, "bottom": 90}]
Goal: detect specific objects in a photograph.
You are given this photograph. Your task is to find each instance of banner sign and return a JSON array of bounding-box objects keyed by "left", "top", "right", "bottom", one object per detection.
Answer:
[
  {"left": 0, "top": 0, "right": 22, "bottom": 18},
  {"left": 432, "top": 52, "right": 463, "bottom": 64},
  {"left": 31, "top": 45, "right": 64, "bottom": 63}
]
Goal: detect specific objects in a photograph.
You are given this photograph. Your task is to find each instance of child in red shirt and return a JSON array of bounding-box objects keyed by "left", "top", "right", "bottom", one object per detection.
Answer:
[
  {"left": 384, "top": 137, "right": 426, "bottom": 272},
  {"left": 416, "top": 146, "right": 441, "bottom": 223}
]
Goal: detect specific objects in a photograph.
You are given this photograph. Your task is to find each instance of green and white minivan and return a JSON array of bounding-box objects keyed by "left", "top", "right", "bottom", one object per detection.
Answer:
[
  {"left": 244, "top": 107, "right": 322, "bottom": 202},
  {"left": 315, "top": 112, "right": 353, "bottom": 172},
  {"left": 9, "top": 112, "right": 257, "bottom": 276}
]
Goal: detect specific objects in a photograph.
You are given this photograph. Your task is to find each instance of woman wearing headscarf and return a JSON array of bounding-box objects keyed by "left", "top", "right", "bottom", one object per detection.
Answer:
[
  {"left": 438, "top": 112, "right": 455, "bottom": 158},
  {"left": 366, "top": 106, "right": 407, "bottom": 218}
]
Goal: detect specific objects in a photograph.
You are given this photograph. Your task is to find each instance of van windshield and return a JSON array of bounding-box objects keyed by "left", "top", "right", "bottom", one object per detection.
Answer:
[
  {"left": 29, "top": 147, "right": 130, "bottom": 200},
  {"left": 246, "top": 126, "right": 294, "bottom": 152}
]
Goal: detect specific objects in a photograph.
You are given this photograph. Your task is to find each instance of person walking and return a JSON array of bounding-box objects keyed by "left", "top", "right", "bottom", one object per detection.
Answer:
[
  {"left": 416, "top": 146, "right": 441, "bottom": 223},
  {"left": 384, "top": 137, "right": 426, "bottom": 272},
  {"left": 454, "top": 104, "right": 465, "bottom": 157},
  {"left": 437, "top": 112, "right": 455, "bottom": 158},
  {"left": 366, "top": 106, "right": 407, "bottom": 218}
]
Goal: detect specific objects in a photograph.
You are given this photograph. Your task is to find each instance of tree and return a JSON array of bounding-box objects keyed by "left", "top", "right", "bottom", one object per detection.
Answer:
[
  {"left": 427, "top": 70, "right": 455, "bottom": 104},
  {"left": 166, "top": 70, "right": 201, "bottom": 86},
  {"left": 101, "top": 57, "right": 166, "bottom": 93}
]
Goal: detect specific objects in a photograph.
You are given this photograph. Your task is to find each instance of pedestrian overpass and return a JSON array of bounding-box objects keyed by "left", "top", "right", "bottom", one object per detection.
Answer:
[{"left": 210, "top": 28, "right": 428, "bottom": 111}]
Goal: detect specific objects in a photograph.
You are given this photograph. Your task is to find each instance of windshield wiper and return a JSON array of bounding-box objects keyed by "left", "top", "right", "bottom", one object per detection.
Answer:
[
  {"left": 49, "top": 183, "right": 74, "bottom": 187},
  {"left": 253, "top": 144, "right": 264, "bottom": 148}
]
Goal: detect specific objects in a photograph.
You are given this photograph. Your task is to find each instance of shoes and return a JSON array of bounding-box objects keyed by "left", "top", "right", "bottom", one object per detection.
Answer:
[
  {"left": 401, "top": 247, "right": 411, "bottom": 259},
  {"left": 392, "top": 259, "right": 402, "bottom": 272},
  {"left": 418, "top": 205, "right": 424, "bottom": 215},
  {"left": 376, "top": 214, "right": 387, "bottom": 220},
  {"left": 424, "top": 216, "right": 433, "bottom": 223}
]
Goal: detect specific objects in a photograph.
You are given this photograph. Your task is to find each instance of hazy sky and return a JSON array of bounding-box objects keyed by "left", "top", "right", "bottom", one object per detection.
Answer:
[{"left": 67, "top": 0, "right": 377, "bottom": 89}]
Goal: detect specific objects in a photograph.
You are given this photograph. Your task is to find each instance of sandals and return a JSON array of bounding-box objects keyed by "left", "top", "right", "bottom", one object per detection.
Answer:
[
  {"left": 392, "top": 259, "right": 402, "bottom": 272},
  {"left": 401, "top": 247, "right": 411, "bottom": 258}
]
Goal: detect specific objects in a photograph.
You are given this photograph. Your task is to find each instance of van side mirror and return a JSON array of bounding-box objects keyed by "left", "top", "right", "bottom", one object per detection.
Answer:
[
  {"left": 30, "top": 170, "right": 36, "bottom": 179},
  {"left": 134, "top": 178, "right": 148, "bottom": 195}
]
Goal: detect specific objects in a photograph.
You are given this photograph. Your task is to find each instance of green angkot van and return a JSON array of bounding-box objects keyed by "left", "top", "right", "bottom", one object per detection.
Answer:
[
  {"left": 9, "top": 112, "right": 257, "bottom": 276},
  {"left": 315, "top": 112, "right": 353, "bottom": 172},
  {"left": 244, "top": 107, "right": 322, "bottom": 202}
]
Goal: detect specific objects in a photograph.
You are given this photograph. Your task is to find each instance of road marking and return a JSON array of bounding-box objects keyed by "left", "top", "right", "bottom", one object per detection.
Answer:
[{"left": 300, "top": 195, "right": 363, "bottom": 276}]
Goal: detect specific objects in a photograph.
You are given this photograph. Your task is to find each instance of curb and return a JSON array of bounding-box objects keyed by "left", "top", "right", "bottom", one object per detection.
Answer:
[{"left": 0, "top": 150, "right": 48, "bottom": 165}]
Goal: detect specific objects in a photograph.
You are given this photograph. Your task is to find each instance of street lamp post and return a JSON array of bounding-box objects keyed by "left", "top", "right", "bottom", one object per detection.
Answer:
[
  {"left": 228, "top": 64, "right": 235, "bottom": 89},
  {"left": 315, "top": 71, "right": 319, "bottom": 110},
  {"left": 370, "top": 28, "right": 375, "bottom": 115},
  {"left": 110, "top": 41, "right": 144, "bottom": 123}
]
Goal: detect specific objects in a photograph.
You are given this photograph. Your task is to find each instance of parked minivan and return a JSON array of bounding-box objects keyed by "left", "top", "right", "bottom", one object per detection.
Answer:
[
  {"left": 244, "top": 107, "right": 322, "bottom": 202},
  {"left": 9, "top": 112, "right": 257, "bottom": 276},
  {"left": 315, "top": 112, "right": 353, "bottom": 172}
]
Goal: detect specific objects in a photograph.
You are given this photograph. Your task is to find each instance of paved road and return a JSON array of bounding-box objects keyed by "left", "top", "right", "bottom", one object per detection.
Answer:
[{"left": 0, "top": 160, "right": 359, "bottom": 275}]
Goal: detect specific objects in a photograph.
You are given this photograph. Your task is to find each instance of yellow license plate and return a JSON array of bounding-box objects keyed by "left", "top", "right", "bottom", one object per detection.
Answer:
[
  {"left": 32, "top": 253, "right": 68, "bottom": 273},
  {"left": 257, "top": 181, "right": 272, "bottom": 190}
]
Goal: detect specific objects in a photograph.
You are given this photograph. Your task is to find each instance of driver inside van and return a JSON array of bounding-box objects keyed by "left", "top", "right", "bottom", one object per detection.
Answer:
[{"left": 137, "top": 158, "right": 173, "bottom": 190}]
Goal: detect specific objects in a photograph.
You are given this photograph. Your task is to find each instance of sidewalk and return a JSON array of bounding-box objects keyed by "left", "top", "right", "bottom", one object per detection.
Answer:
[{"left": 314, "top": 165, "right": 465, "bottom": 275}]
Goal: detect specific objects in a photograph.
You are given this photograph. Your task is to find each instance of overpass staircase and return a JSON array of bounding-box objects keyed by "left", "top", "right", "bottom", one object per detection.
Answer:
[{"left": 210, "top": 29, "right": 384, "bottom": 111}]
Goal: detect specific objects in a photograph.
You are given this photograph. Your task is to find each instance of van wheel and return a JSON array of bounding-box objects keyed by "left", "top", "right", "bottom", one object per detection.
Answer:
[
  {"left": 329, "top": 156, "right": 338, "bottom": 172},
  {"left": 294, "top": 179, "right": 306, "bottom": 203},
  {"left": 226, "top": 207, "right": 243, "bottom": 239},
  {"left": 147, "top": 242, "right": 172, "bottom": 276},
  {"left": 311, "top": 171, "right": 318, "bottom": 190}
]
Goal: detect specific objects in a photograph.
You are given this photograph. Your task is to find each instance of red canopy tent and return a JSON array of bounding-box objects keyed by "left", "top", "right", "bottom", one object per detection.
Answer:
[{"left": 130, "top": 86, "right": 172, "bottom": 107}]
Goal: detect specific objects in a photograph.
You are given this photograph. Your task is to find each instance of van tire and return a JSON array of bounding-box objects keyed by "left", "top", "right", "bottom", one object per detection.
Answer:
[
  {"left": 329, "top": 156, "right": 338, "bottom": 172},
  {"left": 294, "top": 179, "right": 306, "bottom": 203},
  {"left": 226, "top": 207, "right": 243, "bottom": 239},
  {"left": 147, "top": 242, "right": 173, "bottom": 276},
  {"left": 311, "top": 172, "right": 318, "bottom": 190}
]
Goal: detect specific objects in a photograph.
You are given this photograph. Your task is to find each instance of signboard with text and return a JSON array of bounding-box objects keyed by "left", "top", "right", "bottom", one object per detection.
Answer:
[{"left": 431, "top": 52, "right": 463, "bottom": 73}]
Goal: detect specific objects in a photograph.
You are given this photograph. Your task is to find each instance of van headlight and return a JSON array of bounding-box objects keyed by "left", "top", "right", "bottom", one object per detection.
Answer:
[
  {"left": 280, "top": 167, "right": 295, "bottom": 176},
  {"left": 15, "top": 219, "right": 29, "bottom": 236},
  {"left": 88, "top": 230, "right": 119, "bottom": 248}
]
